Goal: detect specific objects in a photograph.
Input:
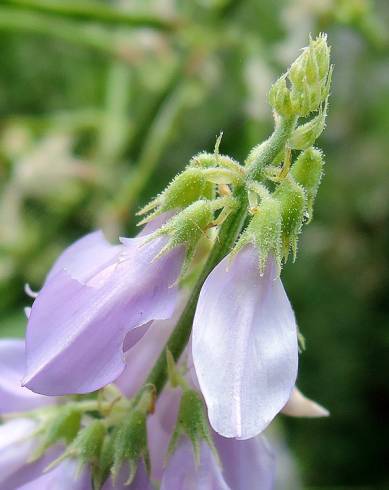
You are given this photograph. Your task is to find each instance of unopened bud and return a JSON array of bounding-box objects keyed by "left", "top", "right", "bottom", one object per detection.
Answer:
[
  {"left": 137, "top": 167, "right": 213, "bottom": 224},
  {"left": 291, "top": 147, "right": 324, "bottom": 222},
  {"left": 274, "top": 177, "right": 306, "bottom": 260},
  {"left": 269, "top": 76, "right": 293, "bottom": 117},
  {"left": 289, "top": 102, "right": 327, "bottom": 150},
  {"left": 288, "top": 34, "right": 331, "bottom": 116}
]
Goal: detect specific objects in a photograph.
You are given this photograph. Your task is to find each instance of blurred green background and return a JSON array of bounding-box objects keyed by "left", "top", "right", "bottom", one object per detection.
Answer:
[{"left": 0, "top": 0, "right": 388, "bottom": 487}]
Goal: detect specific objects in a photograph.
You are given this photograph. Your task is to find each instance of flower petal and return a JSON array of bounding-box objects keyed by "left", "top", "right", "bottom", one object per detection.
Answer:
[
  {"left": 161, "top": 439, "right": 230, "bottom": 490},
  {"left": 17, "top": 458, "right": 91, "bottom": 490},
  {"left": 282, "top": 387, "right": 329, "bottom": 417},
  {"left": 192, "top": 246, "right": 298, "bottom": 439},
  {"left": 24, "top": 236, "right": 184, "bottom": 395},
  {"left": 0, "top": 339, "right": 54, "bottom": 414},
  {"left": 0, "top": 418, "right": 59, "bottom": 489},
  {"left": 214, "top": 433, "right": 275, "bottom": 490},
  {"left": 45, "top": 231, "right": 121, "bottom": 284}
]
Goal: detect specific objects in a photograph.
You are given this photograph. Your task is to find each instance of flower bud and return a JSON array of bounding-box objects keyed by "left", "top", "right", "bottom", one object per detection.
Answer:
[
  {"left": 274, "top": 177, "right": 306, "bottom": 260},
  {"left": 268, "top": 76, "right": 293, "bottom": 117},
  {"left": 291, "top": 147, "right": 324, "bottom": 222},
  {"left": 231, "top": 197, "right": 282, "bottom": 273},
  {"left": 31, "top": 405, "right": 82, "bottom": 461},
  {"left": 168, "top": 390, "right": 217, "bottom": 464},
  {"left": 146, "top": 199, "right": 214, "bottom": 265},
  {"left": 288, "top": 34, "right": 331, "bottom": 116},
  {"left": 112, "top": 409, "right": 149, "bottom": 484},
  {"left": 137, "top": 167, "right": 213, "bottom": 224},
  {"left": 289, "top": 102, "right": 327, "bottom": 150}
]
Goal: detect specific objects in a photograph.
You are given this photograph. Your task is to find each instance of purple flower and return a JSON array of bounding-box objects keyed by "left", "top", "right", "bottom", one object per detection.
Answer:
[
  {"left": 23, "top": 220, "right": 184, "bottom": 396},
  {"left": 0, "top": 339, "right": 56, "bottom": 413},
  {"left": 0, "top": 417, "right": 59, "bottom": 490},
  {"left": 192, "top": 245, "right": 298, "bottom": 439},
  {"left": 160, "top": 434, "right": 275, "bottom": 490}
]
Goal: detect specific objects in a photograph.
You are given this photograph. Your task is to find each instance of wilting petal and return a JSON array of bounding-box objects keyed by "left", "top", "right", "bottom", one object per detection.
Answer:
[
  {"left": 214, "top": 433, "right": 275, "bottom": 490},
  {"left": 0, "top": 418, "right": 59, "bottom": 489},
  {"left": 192, "top": 246, "right": 298, "bottom": 439},
  {"left": 24, "top": 234, "right": 184, "bottom": 396},
  {"left": 0, "top": 339, "right": 54, "bottom": 414},
  {"left": 161, "top": 439, "right": 230, "bottom": 490},
  {"left": 17, "top": 458, "right": 91, "bottom": 490},
  {"left": 282, "top": 387, "right": 329, "bottom": 417}
]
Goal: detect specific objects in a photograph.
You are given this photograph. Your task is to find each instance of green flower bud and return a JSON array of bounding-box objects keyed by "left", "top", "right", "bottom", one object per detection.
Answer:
[
  {"left": 288, "top": 34, "right": 331, "bottom": 116},
  {"left": 137, "top": 167, "right": 213, "bottom": 224},
  {"left": 274, "top": 177, "right": 306, "bottom": 260},
  {"left": 291, "top": 147, "right": 324, "bottom": 222},
  {"left": 145, "top": 199, "right": 214, "bottom": 268},
  {"left": 112, "top": 409, "right": 149, "bottom": 485},
  {"left": 168, "top": 390, "right": 217, "bottom": 464},
  {"left": 268, "top": 75, "right": 293, "bottom": 117},
  {"left": 289, "top": 101, "right": 327, "bottom": 150},
  {"left": 31, "top": 405, "right": 82, "bottom": 461},
  {"left": 231, "top": 197, "right": 282, "bottom": 274}
]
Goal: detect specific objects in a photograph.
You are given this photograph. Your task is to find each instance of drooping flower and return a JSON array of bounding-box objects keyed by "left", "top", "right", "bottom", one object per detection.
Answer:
[
  {"left": 23, "top": 218, "right": 184, "bottom": 396},
  {"left": 192, "top": 245, "right": 298, "bottom": 439}
]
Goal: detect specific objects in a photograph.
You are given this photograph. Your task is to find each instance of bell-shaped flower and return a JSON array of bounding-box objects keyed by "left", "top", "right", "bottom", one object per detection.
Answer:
[
  {"left": 192, "top": 245, "right": 298, "bottom": 439},
  {"left": 23, "top": 219, "right": 184, "bottom": 396}
]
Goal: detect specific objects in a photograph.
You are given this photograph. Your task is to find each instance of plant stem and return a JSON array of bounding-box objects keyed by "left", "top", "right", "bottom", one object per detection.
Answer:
[
  {"left": 1, "top": 0, "right": 179, "bottom": 31},
  {"left": 246, "top": 115, "right": 297, "bottom": 181},
  {"left": 140, "top": 115, "right": 296, "bottom": 399}
]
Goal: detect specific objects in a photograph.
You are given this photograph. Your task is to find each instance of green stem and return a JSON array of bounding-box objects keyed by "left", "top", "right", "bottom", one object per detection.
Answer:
[
  {"left": 1, "top": 0, "right": 179, "bottom": 31},
  {"left": 140, "top": 116, "right": 296, "bottom": 398},
  {"left": 246, "top": 115, "right": 297, "bottom": 181}
]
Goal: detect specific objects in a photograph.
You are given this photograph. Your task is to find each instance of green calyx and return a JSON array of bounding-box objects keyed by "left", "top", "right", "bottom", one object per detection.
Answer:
[
  {"left": 291, "top": 147, "right": 324, "bottom": 222},
  {"left": 29, "top": 405, "right": 82, "bottom": 462},
  {"left": 231, "top": 195, "right": 282, "bottom": 274},
  {"left": 167, "top": 389, "right": 218, "bottom": 465},
  {"left": 111, "top": 409, "right": 150, "bottom": 485},
  {"left": 144, "top": 196, "right": 238, "bottom": 277},
  {"left": 274, "top": 176, "right": 306, "bottom": 261},
  {"left": 137, "top": 167, "right": 214, "bottom": 225}
]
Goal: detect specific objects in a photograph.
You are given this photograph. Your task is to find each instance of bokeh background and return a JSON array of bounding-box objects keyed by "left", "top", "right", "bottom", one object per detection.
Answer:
[{"left": 0, "top": 0, "right": 388, "bottom": 487}]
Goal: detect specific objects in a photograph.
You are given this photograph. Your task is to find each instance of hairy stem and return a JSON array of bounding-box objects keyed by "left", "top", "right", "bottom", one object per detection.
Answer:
[{"left": 139, "top": 115, "right": 296, "bottom": 399}]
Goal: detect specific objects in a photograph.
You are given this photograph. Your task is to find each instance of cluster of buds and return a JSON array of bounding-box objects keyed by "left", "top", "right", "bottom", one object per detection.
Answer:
[{"left": 269, "top": 33, "right": 332, "bottom": 118}]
